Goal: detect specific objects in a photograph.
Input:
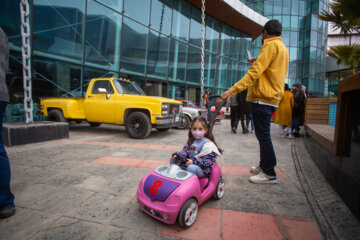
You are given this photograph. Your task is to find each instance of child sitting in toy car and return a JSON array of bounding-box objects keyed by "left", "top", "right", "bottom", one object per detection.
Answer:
[{"left": 170, "top": 117, "right": 223, "bottom": 177}]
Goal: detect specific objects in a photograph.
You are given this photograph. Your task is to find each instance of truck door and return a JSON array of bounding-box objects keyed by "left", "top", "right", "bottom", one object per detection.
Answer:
[{"left": 84, "top": 80, "right": 116, "bottom": 123}]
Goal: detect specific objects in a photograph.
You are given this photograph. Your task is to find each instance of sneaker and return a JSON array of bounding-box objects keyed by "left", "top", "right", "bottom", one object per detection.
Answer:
[
  {"left": 288, "top": 134, "right": 294, "bottom": 139},
  {"left": 0, "top": 208, "right": 16, "bottom": 219},
  {"left": 250, "top": 166, "right": 261, "bottom": 174},
  {"left": 249, "top": 172, "right": 277, "bottom": 184},
  {"left": 280, "top": 134, "right": 286, "bottom": 139}
]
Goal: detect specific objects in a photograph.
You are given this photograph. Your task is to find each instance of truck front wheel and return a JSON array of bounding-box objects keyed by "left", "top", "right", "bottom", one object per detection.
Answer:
[
  {"left": 48, "top": 109, "right": 67, "bottom": 122},
  {"left": 125, "top": 112, "right": 152, "bottom": 139}
]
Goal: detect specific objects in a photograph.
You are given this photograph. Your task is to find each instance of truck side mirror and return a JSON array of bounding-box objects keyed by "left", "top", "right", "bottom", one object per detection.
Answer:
[{"left": 97, "top": 88, "right": 111, "bottom": 99}]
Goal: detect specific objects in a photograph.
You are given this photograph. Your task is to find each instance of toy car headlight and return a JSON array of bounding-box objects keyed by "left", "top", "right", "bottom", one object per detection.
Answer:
[
  {"left": 163, "top": 214, "right": 170, "bottom": 221},
  {"left": 162, "top": 103, "right": 169, "bottom": 116}
]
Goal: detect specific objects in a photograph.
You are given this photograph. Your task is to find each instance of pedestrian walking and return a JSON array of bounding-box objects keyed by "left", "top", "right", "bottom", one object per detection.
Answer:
[
  {"left": 0, "top": 27, "right": 15, "bottom": 219},
  {"left": 229, "top": 94, "right": 240, "bottom": 133},
  {"left": 220, "top": 20, "right": 289, "bottom": 184},
  {"left": 237, "top": 89, "right": 251, "bottom": 134},
  {"left": 292, "top": 83, "right": 306, "bottom": 137},
  {"left": 274, "top": 84, "right": 294, "bottom": 139}
]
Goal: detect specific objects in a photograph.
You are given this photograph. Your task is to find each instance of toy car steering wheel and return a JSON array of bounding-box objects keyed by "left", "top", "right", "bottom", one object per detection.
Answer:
[{"left": 172, "top": 153, "right": 188, "bottom": 166}]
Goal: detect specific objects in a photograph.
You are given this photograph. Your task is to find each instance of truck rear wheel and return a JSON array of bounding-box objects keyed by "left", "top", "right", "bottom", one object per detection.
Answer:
[
  {"left": 48, "top": 109, "right": 67, "bottom": 122},
  {"left": 88, "top": 122, "right": 101, "bottom": 127},
  {"left": 126, "top": 112, "right": 152, "bottom": 139}
]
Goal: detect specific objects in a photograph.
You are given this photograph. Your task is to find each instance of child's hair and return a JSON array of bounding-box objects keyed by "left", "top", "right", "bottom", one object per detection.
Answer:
[{"left": 187, "top": 117, "right": 223, "bottom": 153}]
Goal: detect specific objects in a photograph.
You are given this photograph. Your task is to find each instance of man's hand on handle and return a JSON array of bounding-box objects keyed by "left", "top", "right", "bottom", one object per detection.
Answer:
[{"left": 218, "top": 90, "right": 233, "bottom": 106}]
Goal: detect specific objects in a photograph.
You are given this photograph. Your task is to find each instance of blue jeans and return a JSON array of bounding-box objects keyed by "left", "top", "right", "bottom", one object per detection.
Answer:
[
  {"left": 251, "top": 103, "right": 277, "bottom": 176},
  {"left": 0, "top": 102, "right": 15, "bottom": 212},
  {"left": 169, "top": 159, "right": 204, "bottom": 177}
]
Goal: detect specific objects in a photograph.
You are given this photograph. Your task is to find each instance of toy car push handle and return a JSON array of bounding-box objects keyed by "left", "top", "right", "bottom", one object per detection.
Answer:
[{"left": 206, "top": 95, "right": 227, "bottom": 128}]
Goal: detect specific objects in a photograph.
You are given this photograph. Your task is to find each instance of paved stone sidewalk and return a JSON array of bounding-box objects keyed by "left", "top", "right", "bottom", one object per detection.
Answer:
[{"left": 0, "top": 119, "right": 358, "bottom": 239}]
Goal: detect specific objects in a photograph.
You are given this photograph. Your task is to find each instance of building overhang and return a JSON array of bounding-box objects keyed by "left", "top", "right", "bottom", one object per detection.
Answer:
[{"left": 187, "top": 0, "right": 268, "bottom": 40}]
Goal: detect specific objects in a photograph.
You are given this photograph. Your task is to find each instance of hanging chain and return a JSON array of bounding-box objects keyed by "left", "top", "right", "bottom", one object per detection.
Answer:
[
  {"left": 200, "top": 0, "right": 206, "bottom": 107},
  {"left": 20, "top": 0, "right": 33, "bottom": 123}
]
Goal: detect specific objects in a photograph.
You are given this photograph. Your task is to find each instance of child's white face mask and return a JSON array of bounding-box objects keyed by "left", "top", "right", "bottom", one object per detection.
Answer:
[{"left": 192, "top": 130, "right": 206, "bottom": 140}]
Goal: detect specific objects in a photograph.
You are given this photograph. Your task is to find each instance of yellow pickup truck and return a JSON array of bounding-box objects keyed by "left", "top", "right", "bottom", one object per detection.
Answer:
[{"left": 40, "top": 77, "right": 182, "bottom": 139}]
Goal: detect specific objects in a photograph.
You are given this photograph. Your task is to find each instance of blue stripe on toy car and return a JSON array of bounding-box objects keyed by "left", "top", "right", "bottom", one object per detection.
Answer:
[{"left": 144, "top": 175, "right": 180, "bottom": 202}]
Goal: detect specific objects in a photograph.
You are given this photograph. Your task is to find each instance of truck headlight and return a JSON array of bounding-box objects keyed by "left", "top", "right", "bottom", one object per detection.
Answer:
[{"left": 162, "top": 103, "right": 169, "bottom": 116}]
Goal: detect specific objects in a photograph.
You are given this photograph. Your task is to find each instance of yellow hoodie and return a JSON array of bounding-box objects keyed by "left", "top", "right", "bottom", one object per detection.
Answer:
[{"left": 229, "top": 36, "right": 289, "bottom": 106}]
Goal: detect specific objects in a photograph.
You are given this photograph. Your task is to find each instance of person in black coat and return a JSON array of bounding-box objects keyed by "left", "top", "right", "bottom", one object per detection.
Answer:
[{"left": 237, "top": 89, "right": 251, "bottom": 134}]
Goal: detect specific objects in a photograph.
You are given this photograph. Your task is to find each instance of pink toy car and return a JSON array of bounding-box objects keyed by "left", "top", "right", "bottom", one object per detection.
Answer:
[
  {"left": 136, "top": 162, "right": 224, "bottom": 228},
  {"left": 137, "top": 95, "right": 226, "bottom": 228}
]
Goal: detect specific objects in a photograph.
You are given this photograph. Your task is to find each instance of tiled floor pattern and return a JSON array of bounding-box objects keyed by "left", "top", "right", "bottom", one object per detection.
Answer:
[{"left": 161, "top": 208, "right": 322, "bottom": 240}]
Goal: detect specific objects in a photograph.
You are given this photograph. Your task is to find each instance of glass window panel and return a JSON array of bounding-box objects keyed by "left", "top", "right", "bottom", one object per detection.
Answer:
[
  {"left": 282, "top": 31, "right": 290, "bottom": 47},
  {"left": 230, "top": 30, "right": 241, "bottom": 60},
  {"left": 204, "top": 52, "right": 217, "bottom": 87},
  {"left": 290, "top": 31, "right": 299, "bottom": 47},
  {"left": 282, "top": 1, "right": 290, "bottom": 15},
  {"left": 167, "top": 82, "right": 185, "bottom": 100},
  {"left": 33, "top": 0, "right": 85, "bottom": 61},
  {"left": 264, "top": 0, "right": 273, "bottom": 15},
  {"left": 311, "top": 15, "right": 318, "bottom": 31},
  {"left": 240, "top": 37, "right": 252, "bottom": 63},
  {"left": 291, "top": 16, "right": 299, "bottom": 29},
  {"left": 205, "top": 17, "right": 220, "bottom": 53},
  {"left": 172, "top": 0, "right": 191, "bottom": 42},
  {"left": 84, "top": 67, "right": 117, "bottom": 90},
  {"left": 96, "top": 0, "right": 122, "bottom": 12},
  {"left": 309, "top": 47, "right": 316, "bottom": 60},
  {"left": 291, "top": 0, "right": 299, "bottom": 15},
  {"left": 150, "top": 0, "right": 172, "bottom": 35},
  {"left": 310, "top": 31, "right": 317, "bottom": 47},
  {"left": 169, "top": 39, "right": 187, "bottom": 81},
  {"left": 85, "top": 0, "right": 122, "bottom": 70},
  {"left": 0, "top": 0, "right": 22, "bottom": 47},
  {"left": 228, "top": 61, "right": 239, "bottom": 87},
  {"left": 299, "top": 0, "right": 306, "bottom": 16},
  {"left": 189, "top": 7, "right": 202, "bottom": 47},
  {"left": 32, "top": 56, "right": 82, "bottom": 98},
  {"left": 186, "top": 46, "right": 201, "bottom": 84},
  {"left": 147, "top": 31, "right": 169, "bottom": 79},
  {"left": 282, "top": 16, "right": 290, "bottom": 29},
  {"left": 290, "top": 47, "right": 297, "bottom": 61},
  {"left": 123, "top": 0, "right": 150, "bottom": 25},
  {"left": 273, "top": 0, "right": 282, "bottom": 15},
  {"left": 309, "top": 62, "right": 315, "bottom": 77},
  {"left": 217, "top": 57, "right": 228, "bottom": 88},
  {"left": 120, "top": 18, "right": 148, "bottom": 74},
  {"left": 220, "top": 25, "right": 231, "bottom": 57}
]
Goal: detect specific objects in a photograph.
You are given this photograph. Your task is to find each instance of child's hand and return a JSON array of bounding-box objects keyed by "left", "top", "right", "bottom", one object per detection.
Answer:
[
  {"left": 186, "top": 159, "right": 193, "bottom": 166},
  {"left": 171, "top": 155, "right": 176, "bottom": 161}
]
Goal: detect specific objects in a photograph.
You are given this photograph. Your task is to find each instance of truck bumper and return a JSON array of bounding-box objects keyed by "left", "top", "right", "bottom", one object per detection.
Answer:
[{"left": 155, "top": 114, "right": 181, "bottom": 129}]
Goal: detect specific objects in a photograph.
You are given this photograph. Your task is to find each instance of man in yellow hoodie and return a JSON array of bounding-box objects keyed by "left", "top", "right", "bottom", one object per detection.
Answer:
[{"left": 220, "top": 20, "right": 289, "bottom": 184}]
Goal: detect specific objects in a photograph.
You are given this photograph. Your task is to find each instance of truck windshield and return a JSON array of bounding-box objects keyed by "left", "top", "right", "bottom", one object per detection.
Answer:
[{"left": 114, "top": 80, "right": 145, "bottom": 95}]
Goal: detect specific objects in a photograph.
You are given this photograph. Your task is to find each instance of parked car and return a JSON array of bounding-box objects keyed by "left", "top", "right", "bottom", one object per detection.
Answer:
[{"left": 177, "top": 100, "right": 207, "bottom": 129}]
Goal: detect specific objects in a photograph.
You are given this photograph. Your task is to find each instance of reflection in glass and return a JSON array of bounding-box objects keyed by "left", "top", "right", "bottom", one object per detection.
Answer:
[
  {"left": 120, "top": 18, "right": 148, "bottom": 74},
  {"left": 204, "top": 52, "right": 217, "bottom": 87},
  {"left": 123, "top": 0, "right": 150, "bottom": 25},
  {"left": 189, "top": 7, "right": 202, "bottom": 47},
  {"left": 220, "top": 25, "right": 231, "bottom": 57},
  {"left": 85, "top": 0, "right": 122, "bottom": 69},
  {"left": 33, "top": 0, "right": 85, "bottom": 61},
  {"left": 172, "top": 0, "right": 191, "bottom": 42},
  {"left": 169, "top": 39, "right": 187, "bottom": 81},
  {"left": 150, "top": 0, "right": 172, "bottom": 35},
  {"left": 32, "top": 56, "right": 82, "bottom": 98},
  {"left": 147, "top": 31, "right": 169, "bottom": 79},
  {"left": 168, "top": 82, "right": 185, "bottom": 100},
  {"left": 205, "top": 17, "right": 220, "bottom": 53},
  {"left": 84, "top": 67, "right": 117, "bottom": 93},
  {"left": 96, "top": 0, "right": 123, "bottom": 12},
  {"left": 0, "top": 0, "right": 22, "bottom": 47},
  {"left": 217, "top": 57, "right": 228, "bottom": 88},
  {"left": 186, "top": 46, "right": 201, "bottom": 84}
]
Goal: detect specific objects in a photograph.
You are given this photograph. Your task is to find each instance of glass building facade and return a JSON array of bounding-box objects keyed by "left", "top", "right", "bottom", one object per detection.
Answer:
[
  {"left": 243, "top": 0, "right": 328, "bottom": 97},
  {"left": 1, "top": 0, "right": 256, "bottom": 122}
]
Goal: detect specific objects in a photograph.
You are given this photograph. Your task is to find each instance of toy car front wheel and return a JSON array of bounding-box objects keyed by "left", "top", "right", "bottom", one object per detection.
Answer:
[
  {"left": 178, "top": 198, "right": 198, "bottom": 228},
  {"left": 213, "top": 177, "right": 225, "bottom": 200}
]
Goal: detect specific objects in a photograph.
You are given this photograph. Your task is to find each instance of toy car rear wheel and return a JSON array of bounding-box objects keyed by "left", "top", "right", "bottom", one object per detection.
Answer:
[
  {"left": 178, "top": 115, "right": 190, "bottom": 129},
  {"left": 178, "top": 198, "right": 198, "bottom": 228},
  {"left": 213, "top": 177, "right": 225, "bottom": 200}
]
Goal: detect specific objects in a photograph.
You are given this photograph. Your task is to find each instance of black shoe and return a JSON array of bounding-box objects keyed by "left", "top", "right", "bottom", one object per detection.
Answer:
[
  {"left": 293, "top": 132, "right": 300, "bottom": 137},
  {"left": 0, "top": 208, "right": 16, "bottom": 219},
  {"left": 232, "top": 127, "right": 237, "bottom": 133}
]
